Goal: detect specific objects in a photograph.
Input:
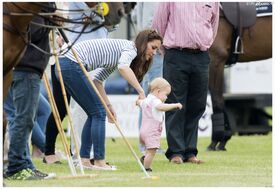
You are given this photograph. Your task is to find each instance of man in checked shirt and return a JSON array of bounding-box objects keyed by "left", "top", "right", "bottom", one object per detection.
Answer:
[{"left": 152, "top": 2, "right": 219, "bottom": 164}]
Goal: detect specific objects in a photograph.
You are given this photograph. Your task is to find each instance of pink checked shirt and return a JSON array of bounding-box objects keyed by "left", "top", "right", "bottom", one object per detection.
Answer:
[{"left": 152, "top": 2, "right": 219, "bottom": 51}]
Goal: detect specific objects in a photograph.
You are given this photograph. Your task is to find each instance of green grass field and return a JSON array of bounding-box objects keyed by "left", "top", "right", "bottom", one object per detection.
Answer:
[{"left": 4, "top": 133, "right": 272, "bottom": 187}]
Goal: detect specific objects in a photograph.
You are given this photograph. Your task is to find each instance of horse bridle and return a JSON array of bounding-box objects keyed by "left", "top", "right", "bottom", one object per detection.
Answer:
[
  {"left": 3, "top": 2, "right": 108, "bottom": 56},
  {"left": 3, "top": 2, "right": 107, "bottom": 25}
]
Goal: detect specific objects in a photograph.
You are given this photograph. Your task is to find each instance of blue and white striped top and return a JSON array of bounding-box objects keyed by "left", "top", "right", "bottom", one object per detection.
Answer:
[{"left": 65, "top": 39, "right": 137, "bottom": 82}]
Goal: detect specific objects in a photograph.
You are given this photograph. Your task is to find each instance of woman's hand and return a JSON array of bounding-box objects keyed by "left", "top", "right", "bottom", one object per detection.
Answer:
[
  {"left": 138, "top": 90, "right": 146, "bottom": 100},
  {"left": 118, "top": 66, "right": 146, "bottom": 99},
  {"left": 94, "top": 80, "right": 116, "bottom": 123},
  {"left": 107, "top": 104, "right": 116, "bottom": 123},
  {"left": 136, "top": 99, "right": 142, "bottom": 106},
  {"left": 135, "top": 90, "right": 145, "bottom": 107},
  {"left": 56, "top": 36, "right": 64, "bottom": 48}
]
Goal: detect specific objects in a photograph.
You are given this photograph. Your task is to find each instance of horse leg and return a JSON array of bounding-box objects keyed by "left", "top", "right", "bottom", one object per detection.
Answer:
[
  {"left": 216, "top": 109, "right": 233, "bottom": 151},
  {"left": 208, "top": 47, "right": 229, "bottom": 151}
]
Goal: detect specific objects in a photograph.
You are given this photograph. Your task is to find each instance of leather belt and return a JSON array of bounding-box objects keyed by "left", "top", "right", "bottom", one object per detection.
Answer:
[{"left": 176, "top": 48, "right": 202, "bottom": 54}]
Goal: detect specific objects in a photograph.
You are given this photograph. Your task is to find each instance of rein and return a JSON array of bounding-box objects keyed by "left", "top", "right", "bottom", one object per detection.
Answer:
[{"left": 6, "top": 7, "right": 99, "bottom": 17}]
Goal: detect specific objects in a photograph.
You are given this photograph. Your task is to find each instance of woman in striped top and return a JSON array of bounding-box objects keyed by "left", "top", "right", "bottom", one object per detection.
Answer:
[{"left": 57, "top": 29, "right": 162, "bottom": 170}]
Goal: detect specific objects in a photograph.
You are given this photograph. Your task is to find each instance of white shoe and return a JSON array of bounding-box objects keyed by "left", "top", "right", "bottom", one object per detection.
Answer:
[
  {"left": 92, "top": 165, "right": 117, "bottom": 171},
  {"left": 44, "top": 173, "right": 56, "bottom": 180}
]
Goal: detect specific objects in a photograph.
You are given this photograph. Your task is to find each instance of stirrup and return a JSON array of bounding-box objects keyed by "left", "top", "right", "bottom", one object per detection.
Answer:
[{"left": 234, "top": 36, "right": 244, "bottom": 54}]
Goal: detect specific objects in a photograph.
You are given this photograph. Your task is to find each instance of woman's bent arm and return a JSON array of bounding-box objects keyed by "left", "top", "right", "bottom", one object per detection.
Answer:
[{"left": 118, "top": 65, "right": 145, "bottom": 99}]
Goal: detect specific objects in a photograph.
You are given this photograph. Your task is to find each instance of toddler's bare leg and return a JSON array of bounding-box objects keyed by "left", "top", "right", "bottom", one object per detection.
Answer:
[{"left": 144, "top": 148, "right": 157, "bottom": 169}]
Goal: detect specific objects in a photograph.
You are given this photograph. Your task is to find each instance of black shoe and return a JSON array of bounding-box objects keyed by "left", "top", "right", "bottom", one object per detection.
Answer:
[
  {"left": 145, "top": 168, "right": 153, "bottom": 172},
  {"left": 43, "top": 157, "right": 62, "bottom": 164}
]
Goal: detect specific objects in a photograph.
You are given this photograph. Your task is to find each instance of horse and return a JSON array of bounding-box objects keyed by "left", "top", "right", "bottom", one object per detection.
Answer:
[
  {"left": 3, "top": 2, "right": 44, "bottom": 99},
  {"left": 3, "top": 2, "right": 131, "bottom": 99},
  {"left": 207, "top": 2, "right": 272, "bottom": 151}
]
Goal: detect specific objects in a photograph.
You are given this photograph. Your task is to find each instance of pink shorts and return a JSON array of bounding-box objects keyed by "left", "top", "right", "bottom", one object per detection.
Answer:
[{"left": 140, "top": 126, "right": 162, "bottom": 149}]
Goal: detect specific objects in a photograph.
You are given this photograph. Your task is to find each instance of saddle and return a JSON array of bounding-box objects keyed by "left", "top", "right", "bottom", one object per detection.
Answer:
[{"left": 221, "top": 2, "right": 257, "bottom": 54}]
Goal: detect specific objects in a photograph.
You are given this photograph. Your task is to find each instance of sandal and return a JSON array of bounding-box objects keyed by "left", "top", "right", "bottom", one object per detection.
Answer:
[
  {"left": 43, "top": 155, "right": 62, "bottom": 164},
  {"left": 80, "top": 158, "right": 94, "bottom": 170},
  {"left": 90, "top": 159, "right": 110, "bottom": 166}
]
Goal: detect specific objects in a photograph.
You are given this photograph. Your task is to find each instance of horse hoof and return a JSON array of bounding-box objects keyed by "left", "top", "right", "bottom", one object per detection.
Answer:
[
  {"left": 216, "top": 141, "right": 227, "bottom": 151},
  {"left": 206, "top": 145, "right": 216, "bottom": 151},
  {"left": 206, "top": 142, "right": 218, "bottom": 151},
  {"left": 216, "top": 144, "right": 227, "bottom": 151},
  {"left": 216, "top": 146, "right": 227, "bottom": 151}
]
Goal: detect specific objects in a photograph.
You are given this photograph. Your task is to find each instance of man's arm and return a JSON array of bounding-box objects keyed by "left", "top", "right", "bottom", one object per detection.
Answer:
[
  {"left": 151, "top": 2, "right": 170, "bottom": 37},
  {"left": 211, "top": 3, "right": 220, "bottom": 40}
]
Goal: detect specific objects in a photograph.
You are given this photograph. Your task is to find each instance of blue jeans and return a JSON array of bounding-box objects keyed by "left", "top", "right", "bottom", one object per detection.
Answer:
[
  {"left": 7, "top": 71, "right": 41, "bottom": 175},
  {"left": 142, "top": 52, "right": 163, "bottom": 96},
  {"left": 31, "top": 93, "right": 51, "bottom": 152},
  {"left": 3, "top": 90, "right": 16, "bottom": 124},
  {"left": 57, "top": 57, "right": 106, "bottom": 160},
  {"left": 4, "top": 90, "right": 49, "bottom": 153},
  {"left": 40, "top": 80, "right": 49, "bottom": 101}
]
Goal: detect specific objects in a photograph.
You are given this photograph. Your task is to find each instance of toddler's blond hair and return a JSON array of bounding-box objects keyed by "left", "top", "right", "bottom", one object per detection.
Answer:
[{"left": 149, "top": 77, "right": 171, "bottom": 93}]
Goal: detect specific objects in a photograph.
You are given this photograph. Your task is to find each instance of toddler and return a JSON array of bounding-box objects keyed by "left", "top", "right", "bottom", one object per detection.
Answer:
[{"left": 136, "top": 77, "right": 182, "bottom": 171}]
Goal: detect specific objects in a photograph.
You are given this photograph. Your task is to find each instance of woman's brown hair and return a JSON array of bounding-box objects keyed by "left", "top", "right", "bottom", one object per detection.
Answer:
[{"left": 130, "top": 29, "right": 163, "bottom": 82}]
